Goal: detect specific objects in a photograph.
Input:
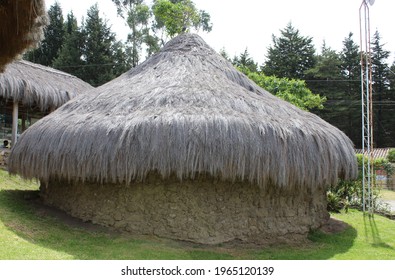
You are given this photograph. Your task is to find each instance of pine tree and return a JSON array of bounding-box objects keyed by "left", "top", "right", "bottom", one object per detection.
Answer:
[
  {"left": 112, "top": 40, "right": 133, "bottom": 76},
  {"left": 389, "top": 61, "right": 395, "bottom": 97},
  {"left": 262, "top": 23, "right": 316, "bottom": 79},
  {"left": 52, "top": 12, "right": 85, "bottom": 79},
  {"left": 371, "top": 30, "right": 391, "bottom": 147},
  {"left": 232, "top": 48, "right": 258, "bottom": 73},
  {"left": 337, "top": 33, "right": 364, "bottom": 147},
  {"left": 305, "top": 36, "right": 363, "bottom": 148},
  {"left": 305, "top": 42, "right": 342, "bottom": 98},
  {"left": 82, "top": 4, "right": 120, "bottom": 86},
  {"left": 219, "top": 48, "right": 231, "bottom": 62},
  {"left": 340, "top": 32, "right": 361, "bottom": 99},
  {"left": 24, "top": 1, "right": 65, "bottom": 66}
]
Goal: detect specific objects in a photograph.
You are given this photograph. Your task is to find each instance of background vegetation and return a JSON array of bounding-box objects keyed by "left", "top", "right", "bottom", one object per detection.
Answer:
[{"left": 327, "top": 153, "right": 394, "bottom": 213}]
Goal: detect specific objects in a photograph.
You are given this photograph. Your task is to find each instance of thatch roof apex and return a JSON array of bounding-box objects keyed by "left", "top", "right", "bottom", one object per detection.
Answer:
[
  {"left": 9, "top": 33, "right": 358, "bottom": 189},
  {"left": 0, "top": 60, "right": 93, "bottom": 111}
]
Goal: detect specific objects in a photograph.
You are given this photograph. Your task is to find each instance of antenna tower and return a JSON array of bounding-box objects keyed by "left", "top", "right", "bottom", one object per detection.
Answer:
[{"left": 359, "top": 0, "right": 374, "bottom": 213}]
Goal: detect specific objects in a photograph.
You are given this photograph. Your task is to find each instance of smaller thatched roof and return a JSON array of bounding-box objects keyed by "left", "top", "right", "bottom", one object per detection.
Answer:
[
  {"left": 0, "top": 0, "right": 48, "bottom": 72},
  {"left": 0, "top": 60, "right": 93, "bottom": 111}
]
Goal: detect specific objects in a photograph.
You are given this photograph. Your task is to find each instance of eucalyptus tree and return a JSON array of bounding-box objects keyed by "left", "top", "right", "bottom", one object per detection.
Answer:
[
  {"left": 111, "top": 0, "right": 159, "bottom": 67},
  {"left": 152, "top": 0, "right": 212, "bottom": 44}
]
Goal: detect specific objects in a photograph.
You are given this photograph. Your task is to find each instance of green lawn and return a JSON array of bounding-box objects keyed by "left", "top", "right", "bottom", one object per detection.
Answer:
[
  {"left": 0, "top": 169, "right": 394, "bottom": 260},
  {"left": 380, "top": 188, "right": 395, "bottom": 200}
]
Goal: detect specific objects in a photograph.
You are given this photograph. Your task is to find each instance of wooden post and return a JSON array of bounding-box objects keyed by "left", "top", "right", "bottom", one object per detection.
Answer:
[
  {"left": 21, "top": 112, "right": 26, "bottom": 132},
  {"left": 11, "top": 102, "right": 18, "bottom": 147}
]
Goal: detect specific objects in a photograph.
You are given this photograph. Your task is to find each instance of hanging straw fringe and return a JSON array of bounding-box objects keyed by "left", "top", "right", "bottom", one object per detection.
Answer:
[
  {"left": 0, "top": 60, "right": 93, "bottom": 111},
  {"left": 0, "top": 0, "right": 48, "bottom": 72}
]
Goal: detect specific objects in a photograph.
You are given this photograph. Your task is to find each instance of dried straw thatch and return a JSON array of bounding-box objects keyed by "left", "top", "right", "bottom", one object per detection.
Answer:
[
  {"left": 0, "top": 60, "right": 93, "bottom": 111},
  {"left": 0, "top": 0, "right": 48, "bottom": 72},
  {"left": 9, "top": 34, "right": 357, "bottom": 189}
]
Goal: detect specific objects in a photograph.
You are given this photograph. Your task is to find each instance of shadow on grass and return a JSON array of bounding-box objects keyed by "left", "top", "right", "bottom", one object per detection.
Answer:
[
  {"left": 363, "top": 213, "right": 394, "bottom": 250},
  {"left": 1, "top": 189, "right": 357, "bottom": 260}
]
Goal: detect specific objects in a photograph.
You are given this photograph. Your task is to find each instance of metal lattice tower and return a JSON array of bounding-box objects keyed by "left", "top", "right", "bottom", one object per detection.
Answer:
[{"left": 359, "top": 0, "right": 375, "bottom": 213}]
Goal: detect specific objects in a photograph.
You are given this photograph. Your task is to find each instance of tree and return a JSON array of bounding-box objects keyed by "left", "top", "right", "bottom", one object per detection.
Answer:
[
  {"left": 262, "top": 22, "right": 316, "bottom": 80},
  {"left": 240, "top": 68, "right": 326, "bottom": 111},
  {"left": 24, "top": 1, "right": 65, "bottom": 66},
  {"left": 232, "top": 48, "right": 258, "bottom": 73},
  {"left": 112, "top": 40, "right": 133, "bottom": 77},
  {"left": 389, "top": 61, "right": 395, "bottom": 97},
  {"left": 152, "top": 0, "right": 212, "bottom": 43},
  {"left": 219, "top": 48, "right": 231, "bottom": 62},
  {"left": 340, "top": 32, "right": 361, "bottom": 99},
  {"left": 82, "top": 4, "right": 123, "bottom": 86},
  {"left": 336, "top": 33, "right": 363, "bottom": 147},
  {"left": 305, "top": 38, "right": 362, "bottom": 147},
  {"left": 305, "top": 42, "right": 343, "bottom": 98},
  {"left": 111, "top": 0, "right": 159, "bottom": 67},
  {"left": 371, "top": 30, "right": 391, "bottom": 147},
  {"left": 52, "top": 12, "right": 85, "bottom": 79}
]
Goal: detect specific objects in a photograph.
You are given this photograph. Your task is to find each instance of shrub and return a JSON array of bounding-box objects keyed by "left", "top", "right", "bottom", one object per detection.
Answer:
[
  {"left": 387, "top": 148, "right": 395, "bottom": 163},
  {"left": 327, "top": 179, "right": 360, "bottom": 212},
  {"left": 327, "top": 154, "right": 392, "bottom": 213},
  {"left": 327, "top": 190, "right": 344, "bottom": 213}
]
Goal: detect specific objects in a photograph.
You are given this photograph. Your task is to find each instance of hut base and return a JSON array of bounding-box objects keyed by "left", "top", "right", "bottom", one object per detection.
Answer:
[{"left": 40, "top": 178, "right": 329, "bottom": 245}]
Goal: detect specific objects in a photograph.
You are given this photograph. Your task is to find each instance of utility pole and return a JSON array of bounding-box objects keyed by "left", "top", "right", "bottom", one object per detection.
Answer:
[{"left": 359, "top": 0, "right": 375, "bottom": 213}]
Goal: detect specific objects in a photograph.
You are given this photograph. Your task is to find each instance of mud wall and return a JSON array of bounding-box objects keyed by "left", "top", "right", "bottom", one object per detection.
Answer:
[
  {"left": 40, "top": 177, "right": 329, "bottom": 245},
  {"left": 0, "top": 149, "right": 10, "bottom": 169}
]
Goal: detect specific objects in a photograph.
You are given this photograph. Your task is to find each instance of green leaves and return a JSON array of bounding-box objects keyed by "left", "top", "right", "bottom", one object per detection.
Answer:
[
  {"left": 153, "top": 0, "right": 212, "bottom": 38},
  {"left": 263, "top": 23, "right": 316, "bottom": 80},
  {"left": 243, "top": 69, "right": 326, "bottom": 111}
]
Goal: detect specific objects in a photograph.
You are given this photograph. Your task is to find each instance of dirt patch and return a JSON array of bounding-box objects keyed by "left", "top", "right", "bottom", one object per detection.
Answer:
[{"left": 319, "top": 217, "right": 349, "bottom": 234}]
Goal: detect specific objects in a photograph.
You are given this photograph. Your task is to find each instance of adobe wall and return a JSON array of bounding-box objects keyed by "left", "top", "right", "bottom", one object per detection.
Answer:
[
  {"left": 40, "top": 177, "right": 329, "bottom": 245},
  {"left": 0, "top": 148, "right": 10, "bottom": 170}
]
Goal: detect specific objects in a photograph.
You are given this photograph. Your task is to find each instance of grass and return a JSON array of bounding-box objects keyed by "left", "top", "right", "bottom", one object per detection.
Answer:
[
  {"left": 380, "top": 188, "right": 395, "bottom": 200},
  {"left": 0, "top": 169, "right": 395, "bottom": 260}
]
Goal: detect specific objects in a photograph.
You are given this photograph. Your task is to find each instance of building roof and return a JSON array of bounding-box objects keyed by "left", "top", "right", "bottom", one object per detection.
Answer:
[
  {"left": 355, "top": 148, "right": 394, "bottom": 160},
  {"left": 9, "top": 34, "right": 358, "bottom": 189},
  {"left": 0, "top": 60, "right": 93, "bottom": 111}
]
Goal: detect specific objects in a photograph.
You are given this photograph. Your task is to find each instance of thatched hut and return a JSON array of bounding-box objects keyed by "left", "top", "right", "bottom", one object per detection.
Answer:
[
  {"left": 9, "top": 34, "right": 357, "bottom": 244},
  {"left": 0, "top": 60, "right": 93, "bottom": 146},
  {"left": 0, "top": 0, "right": 48, "bottom": 72}
]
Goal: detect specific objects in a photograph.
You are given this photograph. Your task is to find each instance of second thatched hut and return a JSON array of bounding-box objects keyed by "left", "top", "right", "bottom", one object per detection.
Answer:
[
  {"left": 9, "top": 34, "right": 357, "bottom": 244},
  {"left": 0, "top": 60, "right": 93, "bottom": 146}
]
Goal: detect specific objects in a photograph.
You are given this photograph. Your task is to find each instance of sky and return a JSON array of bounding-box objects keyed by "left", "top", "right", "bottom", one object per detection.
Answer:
[{"left": 45, "top": 0, "right": 395, "bottom": 65}]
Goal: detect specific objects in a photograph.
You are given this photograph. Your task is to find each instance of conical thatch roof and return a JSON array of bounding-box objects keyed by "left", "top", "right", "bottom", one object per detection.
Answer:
[
  {"left": 9, "top": 34, "right": 357, "bottom": 189},
  {"left": 0, "top": 0, "right": 48, "bottom": 72},
  {"left": 0, "top": 60, "right": 93, "bottom": 111}
]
